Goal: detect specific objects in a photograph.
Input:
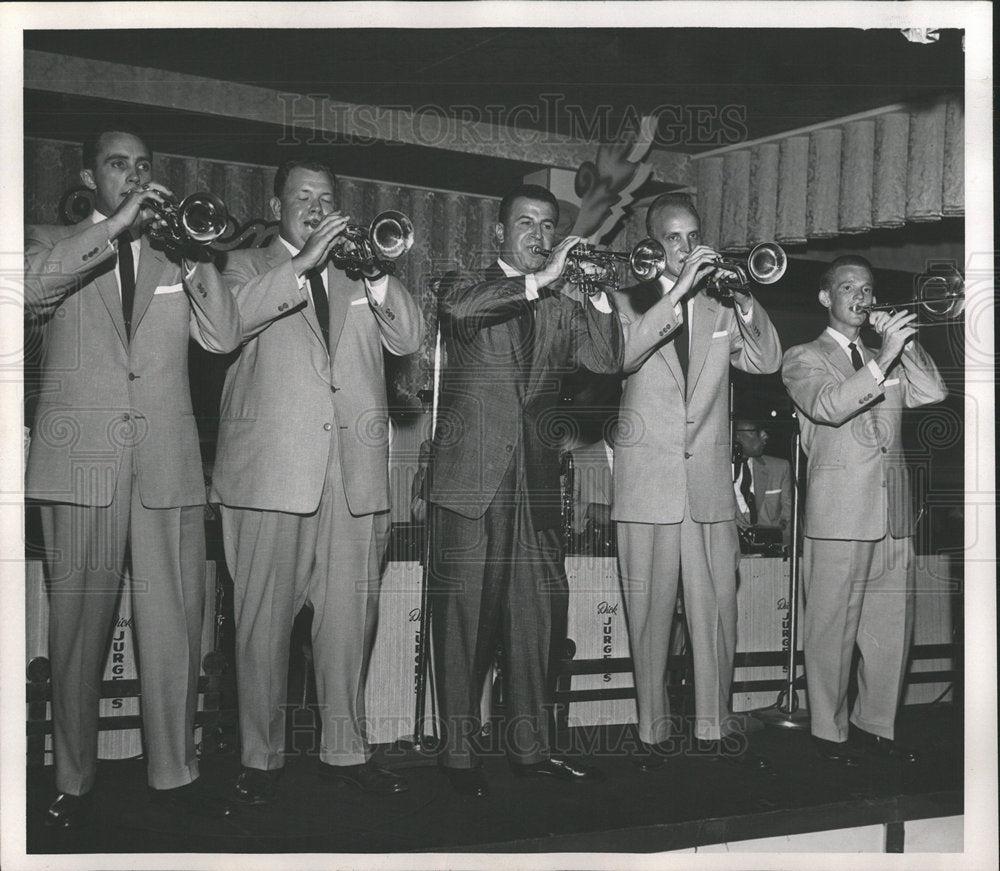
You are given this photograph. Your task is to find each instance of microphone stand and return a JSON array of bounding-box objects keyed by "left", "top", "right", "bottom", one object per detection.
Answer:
[
  {"left": 753, "top": 411, "right": 810, "bottom": 730},
  {"left": 412, "top": 323, "right": 442, "bottom": 748}
]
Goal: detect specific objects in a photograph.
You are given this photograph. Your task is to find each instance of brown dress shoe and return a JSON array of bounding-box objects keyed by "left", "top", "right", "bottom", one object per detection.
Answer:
[
  {"left": 850, "top": 728, "right": 920, "bottom": 763},
  {"left": 45, "top": 792, "right": 90, "bottom": 829},
  {"left": 510, "top": 756, "right": 605, "bottom": 782},
  {"left": 812, "top": 736, "right": 861, "bottom": 767},
  {"left": 234, "top": 767, "right": 281, "bottom": 805}
]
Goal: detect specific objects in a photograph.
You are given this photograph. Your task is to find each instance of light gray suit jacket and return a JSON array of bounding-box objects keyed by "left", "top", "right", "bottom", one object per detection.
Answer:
[
  {"left": 211, "top": 238, "right": 422, "bottom": 515},
  {"left": 25, "top": 220, "right": 240, "bottom": 507},
  {"left": 782, "top": 332, "right": 946, "bottom": 541},
  {"left": 736, "top": 454, "right": 793, "bottom": 544},
  {"left": 612, "top": 285, "right": 783, "bottom": 524}
]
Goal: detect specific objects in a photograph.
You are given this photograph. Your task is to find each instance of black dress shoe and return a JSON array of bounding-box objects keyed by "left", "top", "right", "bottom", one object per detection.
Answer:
[
  {"left": 510, "top": 756, "right": 606, "bottom": 782},
  {"left": 442, "top": 766, "right": 489, "bottom": 798},
  {"left": 318, "top": 760, "right": 408, "bottom": 794},
  {"left": 850, "top": 728, "right": 920, "bottom": 763},
  {"left": 812, "top": 736, "right": 860, "bottom": 767},
  {"left": 234, "top": 767, "right": 281, "bottom": 805},
  {"left": 150, "top": 778, "right": 235, "bottom": 818},
  {"left": 695, "top": 739, "right": 773, "bottom": 771},
  {"left": 45, "top": 792, "right": 90, "bottom": 829}
]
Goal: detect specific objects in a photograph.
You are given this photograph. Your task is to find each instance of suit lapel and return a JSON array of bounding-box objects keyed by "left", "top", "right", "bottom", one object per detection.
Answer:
[
  {"left": 685, "top": 292, "right": 719, "bottom": 399},
  {"left": 818, "top": 331, "right": 857, "bottom": 380},
  {"left": 267, "top": 239, "right": 326, "bottom": 350},
  {"left": 130, "top": 237, "right": 168, "bottom": 338},
  {"left": 93, "top": 263, "right": 128, "bottom": 348},
  {"left": 487, "top": 261, "right": 534, "bottom": 383},
  {"left": 634, "top": 281, "right": 685, "bottom": 396},
  {"left": 324, "top": 263, "right": 353, "bottom": 359}
]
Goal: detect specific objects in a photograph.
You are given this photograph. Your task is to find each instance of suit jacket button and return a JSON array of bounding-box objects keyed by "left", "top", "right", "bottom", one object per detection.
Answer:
[
  {"left": 880, "top": 446, "right": 887, "bottom": 453},
  {"left": 122, "top": 414, "right": 130, "bottom": 421},
  {"left": 323, "top": 423, "right": 332, "bottom": 431},
  {"left": 684, "top": 452, "right": 692, "bottom": 459},
  {"left": 331, "top": 385, "right": 339, "bottom": 393},
  {"left": 505, "top": 445, "right": 513, "bottom": 452},
  {"left": 128, "top": 373, "right": 137, "bottom": 381}
]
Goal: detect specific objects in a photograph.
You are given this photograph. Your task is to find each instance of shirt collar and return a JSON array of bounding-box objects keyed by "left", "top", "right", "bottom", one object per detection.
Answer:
[
  {"left": 825, "top": 325, "right": 861, "bottom": 351},
  {"left": 497, "top": 258, "right": 524, "bottom": 278},
  {"left": 278, "top": 235, "right": 301, "bottom": 258}
]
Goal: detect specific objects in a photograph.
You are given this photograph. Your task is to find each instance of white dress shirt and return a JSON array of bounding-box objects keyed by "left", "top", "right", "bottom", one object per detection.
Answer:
[
  {"left": 279, "top": 235, "right": 388, "bottom": 306},
  {"left": 498, "top": 257, "right": 612, "bottom": 314},
  {"left": 93, "top": 210, "right": 140, "bottom": 300},
  {"left": 825, "top": 325, "right": 885, "bottom": 384}
]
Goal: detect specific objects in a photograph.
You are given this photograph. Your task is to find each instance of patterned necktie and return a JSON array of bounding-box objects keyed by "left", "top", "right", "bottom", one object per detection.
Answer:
[
  {"left": 307, "top": 268, "right": 330, "bottom": 350},
  {"left": 117, "top": 234, "right": 135, "bottom": 340},
  {"left": 848, "top": 341, "right": 864, "bottom": 371},
  {"left": 739, "top": 458, "right": 758, "bottom": 524}
]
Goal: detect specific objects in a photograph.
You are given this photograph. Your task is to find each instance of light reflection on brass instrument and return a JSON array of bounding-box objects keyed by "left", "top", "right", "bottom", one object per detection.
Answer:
[
  {"left": 329, "top": 210, "right": 414, "bottom": 276},
  {"left": 705, "top": 242, "right": 787, "bottom": 299},
  {"left": 531, "top": 238, "right": 667, "bottom": 295},
  {"left": 850, "top": 269, "right": 965, "bottom": 327}
]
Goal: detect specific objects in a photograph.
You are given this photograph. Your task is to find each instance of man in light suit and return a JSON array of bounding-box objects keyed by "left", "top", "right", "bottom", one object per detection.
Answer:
[
  {"left": 24, "top": 122, "right": 240, "bottom": 827},
  {"left": 733, "top": 420, "right": 793, "bottom": 546},
  {"left": 612, "top": 193, "right": 782, "bottom": 770},
  {"left": 214, "top": 160, "right": 422, "bottom": 804},
  {"left": 782, "top": 255, "right": 946, "bottom": 766},
  {"left": 428, "top": 184, "right": 622, "bottom": 797}
]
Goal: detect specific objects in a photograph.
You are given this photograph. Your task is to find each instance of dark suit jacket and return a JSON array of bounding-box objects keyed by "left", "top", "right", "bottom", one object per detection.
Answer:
[
  {"left": 24, "top": 220, "right": 240, "bottom": 507},
  {"left": 429, "top": 262, "right": 623, "bottom": 531}
]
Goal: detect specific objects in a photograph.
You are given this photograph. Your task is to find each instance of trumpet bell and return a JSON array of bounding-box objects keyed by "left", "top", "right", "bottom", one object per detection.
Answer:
[
  {"left": 177, "top": 192, "right": 229, "bottom": 244},
  {"left": 630, "top": 238, "right": 666, "bottom": 283},
  {"left": 370, "top": 210, "right": 414, "bottom": 260},
  {"left": 747, "top": 242, "right": 787, "bottom": 285},
  {"left": 918, "top": 271, "right": 965, "bottom": 321}
]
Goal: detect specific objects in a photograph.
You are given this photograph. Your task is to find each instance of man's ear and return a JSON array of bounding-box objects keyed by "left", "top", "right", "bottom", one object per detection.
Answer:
[
  {"left": 80, "top": 168, "right": 97, "bottom": 191},
  {"left": 270, "top": 197, "right": 282, "bottom": 222},
  {"left": 494, "top": 223, "right": 505, "bottom": 245},
  {"left": 818, "top": 288, "right": 831, "bottom": 310}
]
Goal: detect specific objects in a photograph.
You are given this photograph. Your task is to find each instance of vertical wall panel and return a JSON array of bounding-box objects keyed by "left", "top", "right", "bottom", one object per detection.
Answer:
[
  {"left": 720, "top": 150, "right": 751, "bottom": 252},
  {"left": 873, "top": 113, "right": 909, "bottom": 228},
  {"left": 775, "top": 136, "right": 809, "bottom": 245},
  {"left": 839, "top": 120, "right": 875, "bottom": 233},
  {"left": 748, "top": 143, "right": 779, "bottom": 245},
  {"left": 906, "top": 100, "right": 947, "bottom": 221},
  {"left": 806, "top": 128, "right": 842, "bottom": 238},
  {"left": 942, "top": 96, "right": 964, "bottom": 217}
]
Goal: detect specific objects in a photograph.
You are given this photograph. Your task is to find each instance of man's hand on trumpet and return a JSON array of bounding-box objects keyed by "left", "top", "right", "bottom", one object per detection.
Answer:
[
  {"left": 662, "top": 244, "right": 720, "bottom": 307},
  {"left": 108, "top": 182, "right": 172, "bottom": 239},
  {"left": 536, "top": 235, "right": 583, "bottom": 290},
  {"left": 871, "top": 308, "right": 919, "bottom": 371},
  {"left": 292, "top": 211, "right": 351, "bottom": 278}
]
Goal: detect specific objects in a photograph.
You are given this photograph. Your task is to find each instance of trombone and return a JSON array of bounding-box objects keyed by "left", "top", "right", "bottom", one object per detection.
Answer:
[
  {"left": 530, "top": 238, "right": 667, "bottom": 295},
  {"left": 851, "top": 265, "right": 965, "bottom": 327},
  {"left": 329, "top": 210, "right": 415, "bottom": 276},
  {"left": 705, "top": 242, "right": 787, "bottom": 299}
]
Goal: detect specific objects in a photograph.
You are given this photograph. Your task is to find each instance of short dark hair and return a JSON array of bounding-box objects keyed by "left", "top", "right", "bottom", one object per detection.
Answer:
[
  {"left": 81, "top": 119, "right": 149, "bottom": 170},
  {"left": 646, "top": 192, "right": 698, "bottom": 236},
  {"left": 819, "top": 255, "right": 874, "bottom": 292},
  {"left": 498, "top": 184, "right": 559, "bottom": 227},
  {"left": 273, "top": 159, "right": 337, "bottom": 198}
]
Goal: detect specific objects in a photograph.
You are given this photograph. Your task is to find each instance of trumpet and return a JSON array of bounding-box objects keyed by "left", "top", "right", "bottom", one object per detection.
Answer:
[
  {"left": 705, "top": 242, "right": 787, "bottom": 299},
  {"left": 530, "top": 238, "right": 666, "bottom": 295},
  {"left": 144, "top": 191, "right": 230, "bottom": 248},
  {"left": 329, "top": 210, "right": 414, "bottom": 276}
]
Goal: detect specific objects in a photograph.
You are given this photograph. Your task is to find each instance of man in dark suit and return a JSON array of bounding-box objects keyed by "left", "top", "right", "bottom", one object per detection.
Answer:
[
  {"left": 732, "top": 419, "right": 793, "bottom": 546},
  {"left": 428, "top": 184, "right": 623, "bottom": 796},
  {"left": 24, "top": 121, "right": 240, "bottom": 827},
  {"left": 214, "top": 160, "right": 422, "bottom": 804},
  {"left": 782, "top": 255, "right": 946, "bottom": 766}
]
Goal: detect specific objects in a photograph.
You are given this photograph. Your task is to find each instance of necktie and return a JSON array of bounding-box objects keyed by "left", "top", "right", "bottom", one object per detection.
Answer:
[
  {"left": 848, "top": 341, "right": 864, "bottom": 371},
  {"left": 739, "top": 458, "right": 758, "bottom": 524},
  {"left": 674, "top": 302, "right": 689, "bottom": 381},
  {"left": 307, "top": 268, "right": 330, "bottom": 350},
  {"left": 117, "top": 234, "right": 135, "bottom": 340}
]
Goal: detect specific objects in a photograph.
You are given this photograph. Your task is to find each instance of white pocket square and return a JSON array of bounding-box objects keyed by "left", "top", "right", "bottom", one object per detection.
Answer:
[
  {"left": 885, "top": 377, "right": 900, "bottom": 386},
  {"left": 153, "top": 283, "right": 184, "bottom": 295},
  {"left": 350, "top": 297, "right": 369, "bottom": 306},
  {"left": 712, "top": 330, "right": 729, "bottom": 338}
]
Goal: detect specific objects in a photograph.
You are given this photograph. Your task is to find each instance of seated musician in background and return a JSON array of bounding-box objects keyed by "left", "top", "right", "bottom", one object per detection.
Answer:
[
  {"left": 782, "top": 255, "right": 947, "bottom": 767},
  {"left": 212, "top": 159, "right": 422, "bottom": 805},
  {"left": 24, "top": 120, "right": 240, "bottom": 827},
  {"left": 732, "top": 419, "right": 793, "bottom": 550}
]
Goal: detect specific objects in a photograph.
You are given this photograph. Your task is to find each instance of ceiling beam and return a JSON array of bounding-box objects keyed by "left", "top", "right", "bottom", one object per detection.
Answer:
[{"left": 25, "top": 49, "right": 691, "bottom": 185}]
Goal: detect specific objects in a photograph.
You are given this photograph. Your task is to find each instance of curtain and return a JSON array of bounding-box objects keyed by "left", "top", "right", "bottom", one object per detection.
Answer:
[
  {"left": 24, "top": 137, "right": 500, "bottom": 401},
  {"left": 689, "top": 95, "right": 964, "bottom": 252}
]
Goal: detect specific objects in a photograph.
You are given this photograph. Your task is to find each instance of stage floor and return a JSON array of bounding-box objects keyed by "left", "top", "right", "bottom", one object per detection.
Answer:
[{"left": 26, "top": 704, "right": 961, "bottom": 855}]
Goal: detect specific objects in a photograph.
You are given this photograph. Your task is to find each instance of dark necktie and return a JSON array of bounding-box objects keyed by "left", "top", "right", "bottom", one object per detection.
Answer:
[
  {"left": 307, "top": 268, "right": 330, "bottom": 350},
  {"left": 848, "top": 341, "right": 864, "bottom": 371},
  {"left": 738, "top": 458, "right": 758, "bottom": 524},
  {"left": 117, "top": 234, "right": 135, "bottom": 341},
  {"left": 674, "top": 302, "right": 689, "bottom": 380}
]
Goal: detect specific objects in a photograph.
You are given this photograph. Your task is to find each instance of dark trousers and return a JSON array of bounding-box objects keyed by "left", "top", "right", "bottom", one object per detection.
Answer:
[{"left": 429, "top": 458, "right": 567, "bottom": 768}]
